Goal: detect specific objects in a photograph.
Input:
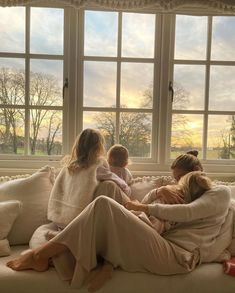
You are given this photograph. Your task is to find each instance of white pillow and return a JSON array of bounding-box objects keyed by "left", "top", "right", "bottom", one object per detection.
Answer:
[
  {"left": 131, "top": 176, "right": 175, "bottom": 202},
  {"left": 0, "top": 165, "right": 55, "bottom": 245},
  {"left": 0, "top": 200, "right": 22, "bottom": 256},
  {"left": 230, "top": 186, "right": 235, "bottom": 200}
]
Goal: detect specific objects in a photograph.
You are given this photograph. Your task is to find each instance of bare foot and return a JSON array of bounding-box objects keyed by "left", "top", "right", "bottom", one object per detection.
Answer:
[
  {"left": 6, "top": 250, "right": 49, "bottom": 272},
  {"left": 87, "top": 262, "right": 113, "bottom": 292}
]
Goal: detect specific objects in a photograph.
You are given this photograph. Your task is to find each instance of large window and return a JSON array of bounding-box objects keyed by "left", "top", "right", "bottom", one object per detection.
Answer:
[
  {"left": 0, "top": 6, "right": 64, "bottom": 156},
  {"left": 0, "top": 5, "right": 235, "bottom": 174},
  {"left": 171, "top": 15, "right": 235, "bottom": 160},
  {"left": 82, "top": 11, "right": 157, "bottom": 158}
]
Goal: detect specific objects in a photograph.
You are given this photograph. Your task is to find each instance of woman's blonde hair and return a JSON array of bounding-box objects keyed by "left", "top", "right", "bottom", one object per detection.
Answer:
[
  {"left": 171, "top": 150, "right": 203, "bottom": 172},
  {"left": 107, "top": 144, "right": 129, "bottom": 168},
  {"left": 63, "top": 128, "right": 105, "bottom": 173},
  {"left": 178, "top": 171, "right": 212, "bottom": 203}
]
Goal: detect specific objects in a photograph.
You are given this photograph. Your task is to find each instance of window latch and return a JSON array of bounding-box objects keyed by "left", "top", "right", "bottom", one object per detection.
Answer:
[
  {"left": 169, "top": 81, "right": 174, "bottom": 102},
  {"left": 63, "top": 78, "right": 69, "bottom": 99}
]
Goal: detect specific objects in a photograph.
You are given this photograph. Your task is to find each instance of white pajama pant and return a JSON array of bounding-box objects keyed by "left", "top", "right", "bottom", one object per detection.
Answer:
[{"left": 51, "top": 196, "right": 199, "bottom": 287}]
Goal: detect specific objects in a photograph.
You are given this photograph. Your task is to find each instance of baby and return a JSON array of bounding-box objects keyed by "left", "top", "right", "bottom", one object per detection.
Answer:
[
  {"left": 107, "top": 144, "right": 133, "bottom": 185},
  {"left": 126, "top": 171, "right": 213, "bottom": 234}
]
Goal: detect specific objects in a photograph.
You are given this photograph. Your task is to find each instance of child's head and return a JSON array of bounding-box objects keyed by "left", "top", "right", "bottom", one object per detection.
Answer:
[
  {"left": 107, "top": 144, "right": 129, "bottom": 168},
  {"left": 178, "top": 171, "right": 212, "bottom": 203},
  {"left": 171, "top": 150, "right": 203, "bottom": 181},
  {"left": 66, "top": 128, "right": 105, "bottom": 172}
]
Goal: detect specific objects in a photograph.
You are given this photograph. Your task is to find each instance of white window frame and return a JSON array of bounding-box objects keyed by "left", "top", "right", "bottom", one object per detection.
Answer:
[
  {"left": 0, "top": 4, "right": 234, "bottom": 178},
  {"left": 167, "top": 14, "right": 235, "bottom": 176}
]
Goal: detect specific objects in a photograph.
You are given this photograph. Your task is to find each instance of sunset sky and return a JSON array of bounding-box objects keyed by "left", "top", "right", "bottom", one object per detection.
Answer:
[{"left": 0, "top": 7, "right": 235, "bottom": 151}]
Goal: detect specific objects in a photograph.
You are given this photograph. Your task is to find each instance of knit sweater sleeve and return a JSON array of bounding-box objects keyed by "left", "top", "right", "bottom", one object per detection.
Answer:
[
  {"left": 96, "top": 161, "right": 131, "bottom": 196},
  {"left": 148, "top": 186, "right": 231, "bottom": 222}
]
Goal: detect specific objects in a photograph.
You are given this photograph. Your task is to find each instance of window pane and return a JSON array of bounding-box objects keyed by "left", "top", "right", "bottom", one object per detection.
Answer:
[
  {"left": 121, "top": 63, "right": 153, "bottom": 109},
  {"left": 175, "top": 15, "right": 207, "bottom": 60},
  {"left": 122, "top": 13, "right": 155, "bottom": 58},
  {"left": 211, "top": 17, "right": 235, "bottom": 61},
  {"left": 84, "top": 11, "right": 118, "bottom": 57},
  {"left": 120, "top": 112, "right": 152, "bottom": 158},
  {"left": 173, "top": 65, "right": 205, "bottom": 110},
  {"left": 209, "top": 66, "right": 235, "bottom": 111},
  {"left": 83, "top": 111, "right": 116, "bottom": 150},
  {"left": 0, "top": 108, "right": 24, "bottom": 154},
  {"left": 30, "top": 110, "right": 62, "bottom": 155},
  {"left": 0, "top": 58, "right": 25, "bottom": 105},
  {"left": 84, "top": 61, "right": 116, "bottom": 107},
  {"left": 171, "top": 114, "right": 203, "bottom": 158},
  {"left": 30, "top": 8, "right": 64, "bottom": 55},
  {"left": 0, "top": 7, "right": 25, "bottom": 53},
  {"left": 30, "top": 60, "right": 63, "bottom": 106},
  {"left": 207, "top": 115, "right": 235, "bottom": 159}
]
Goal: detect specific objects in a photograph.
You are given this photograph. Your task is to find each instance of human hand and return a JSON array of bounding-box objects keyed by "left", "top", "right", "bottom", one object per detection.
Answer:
[
  {"left": 131, "top": 210, "right": 142, "bottom": 216},
  {"left": 156, "top": 185, "right": 185, "bottom": 204},
  {"left": 125, "top": 201, "right": 147, "bottom": 213}
]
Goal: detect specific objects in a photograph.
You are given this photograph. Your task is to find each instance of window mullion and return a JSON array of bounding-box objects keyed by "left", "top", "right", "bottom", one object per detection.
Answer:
[
  {"left": 77, "top": 9, "right": 84, "bottom": 135},
  {"left": 25, "top": 6, "right": 30, "bottom": 155},
  {"left": 203, "top": 16, "right": 213, "bottom": 160},
  {"left": 159, "top": 14, "right": 175, "bottom": 167},
  {"left": 115, "top": 11, "right": 122, "bottom": 143}
]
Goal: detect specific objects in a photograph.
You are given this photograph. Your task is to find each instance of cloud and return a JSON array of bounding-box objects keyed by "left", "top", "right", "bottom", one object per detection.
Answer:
[
  {"left": 84, "top": 61, "right": 117, "bottom": 107},
  {"left": 30, "top": 7, "right": 63, "bottom": 55},
  {"left": 85, "top": 10, "right": 118, "bottom": 56},
  {"left": 211, "top": 16, "right": 235, "bottom": 61},
  {"left": 209, "top": 65, "right": 235, "bottom": 110},
  {"left": 174, "top": 64, "right": 205, "bottom": 109},
  {"left": 120, "top": 62, "right": 153, "bottom": 108},
  {"left": 175, "top": 15, "right": 207, "bottom": 60},
  {"left": 0, "top": 7, "right": 25, "bottom": 53},
  {"left": 122, "top": 12, "right": 155, "bottom": 58}
]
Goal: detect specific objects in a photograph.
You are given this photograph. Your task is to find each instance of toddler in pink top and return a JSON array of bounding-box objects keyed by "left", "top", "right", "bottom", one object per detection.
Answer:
[{"left": 107, "top": 144, "right": 133, "bottom": 186}]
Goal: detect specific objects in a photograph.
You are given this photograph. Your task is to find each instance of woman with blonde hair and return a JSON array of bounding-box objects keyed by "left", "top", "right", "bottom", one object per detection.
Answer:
[
  {"left": 126, "top": 171, "right": 213, "bottom": 234},
  {"left": 48, "top": 128, "right": 131, "bottom": 229}
]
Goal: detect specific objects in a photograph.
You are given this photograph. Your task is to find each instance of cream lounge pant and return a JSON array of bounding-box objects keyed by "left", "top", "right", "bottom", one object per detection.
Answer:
[
  {"left": 51, "top": 196, "right": 199, "bottom": 288},
  {"left": 94, "top": 180, "right": 130, "bottom": 205}
]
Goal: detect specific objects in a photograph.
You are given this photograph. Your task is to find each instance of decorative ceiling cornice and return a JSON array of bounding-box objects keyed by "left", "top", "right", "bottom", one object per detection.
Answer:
[{"left": 1, "top": 0, "right": 235, "bottom": 14}]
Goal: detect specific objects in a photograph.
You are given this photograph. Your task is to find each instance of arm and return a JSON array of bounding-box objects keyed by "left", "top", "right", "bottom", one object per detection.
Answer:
[
  {"left": 125, "top": 168, "right": 133, "bottom": 185},
  {"left": 141, "top": 186, "right": 184, "bottom": 204},
  {"left": 126, "top": 186, "right": 231, "bottom": 223},
  {"left": 141, "top": 189, "right": 157, "bottom": 204},
  {"left": 148, "top": 186, "right": 231, "bottom": 222},
  {"left": 96, "top": 164, "right": 131, "bottom": 196}
]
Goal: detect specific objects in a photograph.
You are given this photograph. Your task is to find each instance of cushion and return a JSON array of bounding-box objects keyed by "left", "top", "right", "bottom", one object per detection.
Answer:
[
  {"left": 131, "top": 176, "right": 175, "bottom": 202},
  {"left": 0, "top": 166, "right": 55, "bottom": 245},
  {"left": 230, "top": 186, "right": 235, "bottom": 200},
  {"left": 0, "top": 200, "right": 22, "bottom": 256}
]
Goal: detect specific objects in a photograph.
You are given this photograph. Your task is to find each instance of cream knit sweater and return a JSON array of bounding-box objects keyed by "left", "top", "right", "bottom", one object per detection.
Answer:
[{"left": 148, "top": 185, "right": 232, "bottom": 263}]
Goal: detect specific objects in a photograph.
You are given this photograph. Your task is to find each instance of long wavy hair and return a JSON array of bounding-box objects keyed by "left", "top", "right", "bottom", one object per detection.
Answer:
[{"left": 63, "top": 128, "right": 106, "bottom": 173}]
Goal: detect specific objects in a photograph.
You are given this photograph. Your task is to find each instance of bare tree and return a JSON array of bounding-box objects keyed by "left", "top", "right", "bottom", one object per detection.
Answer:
[
  {"left": 0, "top": 67, "right": 62, "bottom": 155},
  {"left": 219, "top": 116, "right": 235, "bottom": 159},
  {"left": 30, "top": 72, "right": 61, "bottom": 155},
  {"left": 0, "top": 68, "right": 24, "bottom": 153},
  {"left": 95, "top": 82, "right": 191, "bottom": 157},
  {"left": 45, "top": 111, "right": 62, "bottom": 155}
]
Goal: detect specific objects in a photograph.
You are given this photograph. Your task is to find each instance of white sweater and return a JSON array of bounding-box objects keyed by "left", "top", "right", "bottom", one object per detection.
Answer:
[
  {"left": 148, "top": 185, "right": 231, "bottom": 262},
  {"left": 47, "top": 162, "right": 101, "bottom": 228}
]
